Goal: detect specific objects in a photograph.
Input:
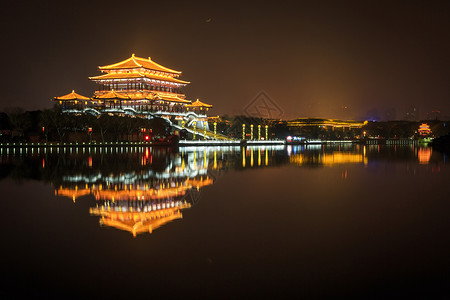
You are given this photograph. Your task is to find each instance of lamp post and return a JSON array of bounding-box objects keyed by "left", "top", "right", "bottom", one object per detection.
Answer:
[
  {"left": 265, "top": 125, "right": 269, "bottom": 140},
  {"left": 258, "top": 125, "right": 261, "bottom": 140},
  {"left": 88, "top": 127, "right": 93, "bottom": 144},
  {"left": 42, "top": 126, "right": 47, "bottom": 144},
  {"left": 242, "top": 124, "right": 246, "bottom": 140}
]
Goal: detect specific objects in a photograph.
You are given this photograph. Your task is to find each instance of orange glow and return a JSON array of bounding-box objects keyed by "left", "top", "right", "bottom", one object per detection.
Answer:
[
  {"left": 55, "top": 178, "right": 213, "bottom": 202},
  {"left": 418, "top": 148, "right": 431, "bottom": 164},
  {"left": 290, "top": 153, "right": 367, "bottom": 166}
]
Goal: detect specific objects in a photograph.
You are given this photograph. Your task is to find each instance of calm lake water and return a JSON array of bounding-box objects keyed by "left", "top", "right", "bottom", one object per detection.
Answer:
[{"left": 0, "top": 144, "right": 449, "bottom": 298}]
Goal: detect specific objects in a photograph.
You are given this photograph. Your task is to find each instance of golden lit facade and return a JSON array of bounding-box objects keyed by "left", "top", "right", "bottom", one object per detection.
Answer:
[
  {"left": 89, "top": 54, "right": 193, "bottom": 113},
  {"left": 418, "top": 123, "right": 431, "bottom": 136},
  {"left": 53, "top": 54, "right": 213, "bottom": 124},
  {"left": 287, "top": 118, "right": 368, "bottom": 129}
]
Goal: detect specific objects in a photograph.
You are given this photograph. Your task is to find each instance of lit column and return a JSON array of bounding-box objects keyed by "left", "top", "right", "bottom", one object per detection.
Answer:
[
  {"left": 214, "top": 122, "right": 217, "bottom": 140},
  {"left": 265, "top": 125, "right": 269, "bottom": 140},
  {"left": 182, "top": 120, "right": 185, "bottom": 128},
  {"left": 250, "top": 124, "right": 254, "bottom": 140},
  {"left": 242, "top": 124, "right": 246, "bottom": 140},
  {"left": 258, "top": 125, "right": 261, "bottom": 140},
  {"left": 193, "top": 121, "right": 196, "bottom": 140},
  {"left": 193, "top": 151, "right": 196, "bottom": 168},
  {"left": 204, "top": 121, "right": 207, "bottom": 140}
]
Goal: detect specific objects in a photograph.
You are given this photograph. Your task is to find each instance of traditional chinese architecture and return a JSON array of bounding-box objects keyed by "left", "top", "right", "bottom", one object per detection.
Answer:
[
  {"left": 418, "top": 123, "right": 431, "bottom": 136},
  {"left": 54, "top": 90, "right": 92, "bottom": 110},
  {"left": 53, "top": 54, "right": 213, "bottom": 128}
]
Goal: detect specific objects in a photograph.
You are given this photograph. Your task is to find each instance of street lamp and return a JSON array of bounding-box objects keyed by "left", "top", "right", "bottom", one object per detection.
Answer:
[
  {"left": 88, "top": 127, "right": 92, "bottom": 144},
  {"left": 42, "top": 126, "right": 47, "bottom": 143}
]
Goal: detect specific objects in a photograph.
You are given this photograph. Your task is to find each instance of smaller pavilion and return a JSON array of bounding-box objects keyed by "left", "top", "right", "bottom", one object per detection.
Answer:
[
  {"left": 187, "top": 99, "right": 213, "bottom": 114},
  {"left": 54, "top": 90, "right": 91, "bottom": 110}
]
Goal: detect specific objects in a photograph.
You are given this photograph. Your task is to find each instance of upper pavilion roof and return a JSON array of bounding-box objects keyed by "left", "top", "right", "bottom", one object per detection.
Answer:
[
  {"left": 54, "top": 90, "right": 90, "bottom": 101},
  {"left": 187, "top": 99, "right": 213, "bottom": 108},
  {"left": 89, "top": 72, "right": 190, "bottom": 84},
  {"left": 98, "top": 54, "right": 182, "bottom": 74}
]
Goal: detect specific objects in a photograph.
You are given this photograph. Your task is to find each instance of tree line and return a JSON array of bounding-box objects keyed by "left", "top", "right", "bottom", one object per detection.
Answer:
[{"left": 0, "top": 108, "right": 171, "bottom": 143}]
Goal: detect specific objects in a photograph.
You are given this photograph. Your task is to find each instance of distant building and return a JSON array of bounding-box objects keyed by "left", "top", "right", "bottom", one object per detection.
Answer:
[{"left": 425, "top": 110, "right": 441, "bottom": 120}]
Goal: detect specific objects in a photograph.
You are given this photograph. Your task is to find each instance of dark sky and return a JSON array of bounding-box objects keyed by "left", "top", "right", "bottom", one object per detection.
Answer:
[{"left": 2, "top": 0, "right": 449, "bottom": 120}]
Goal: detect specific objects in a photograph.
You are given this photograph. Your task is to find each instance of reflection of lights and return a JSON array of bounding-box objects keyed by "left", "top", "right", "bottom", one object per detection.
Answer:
[
  {"left": 290, "top": 153, "right": 367, "bottom": 166},
  {"left": 418, "top": 148, "right": 431, "bottom": 165},
  {"left": 258, "top": 149, "right": 261, "bottom": 166}
]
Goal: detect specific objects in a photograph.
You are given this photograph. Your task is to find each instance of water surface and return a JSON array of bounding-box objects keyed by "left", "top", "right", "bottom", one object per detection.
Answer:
[{"left": 0, "top": 145, "right": 449, "bottom": 298}]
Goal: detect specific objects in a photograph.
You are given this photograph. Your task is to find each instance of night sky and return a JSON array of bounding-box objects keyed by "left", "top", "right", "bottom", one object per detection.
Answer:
[{"left": 2, "top": 0, "right": 449, "bottom": 120}]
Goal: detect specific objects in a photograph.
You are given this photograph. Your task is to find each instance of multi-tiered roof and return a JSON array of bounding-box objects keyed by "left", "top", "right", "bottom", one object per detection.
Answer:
[
  {"left": 89, "top": 54, "right": 190, "bottom": 101},
  {"left": 54, "top": 54, "right": 213, "bottom": 114}
]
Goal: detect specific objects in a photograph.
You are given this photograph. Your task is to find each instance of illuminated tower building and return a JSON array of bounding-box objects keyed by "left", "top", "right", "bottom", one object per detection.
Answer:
[
  {"left": 89, "top": 54, "right": 192, "bottom": 114},
  {"left": 54, "top": 54, "right": 213, "bottom": 127}
]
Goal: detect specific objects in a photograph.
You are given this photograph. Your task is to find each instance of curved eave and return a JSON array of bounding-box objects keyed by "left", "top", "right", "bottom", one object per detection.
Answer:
[
  {"left": 54, "top": 90, "right": 90, "bottom": 101},
  {"left": 94, "top": 91, "right": 130, "bottom": 100},
  {"left": 98, "top": 55, "right": 182, "bottom": 74},
  {"left": 187, "top": 100, "right": 213, "bottom": 108},
  {"left": 89, "top": 72, "right": 189, "bottom": 85},
  {"left": 155, "top": 96, "right": 191, "bottom": 104}
]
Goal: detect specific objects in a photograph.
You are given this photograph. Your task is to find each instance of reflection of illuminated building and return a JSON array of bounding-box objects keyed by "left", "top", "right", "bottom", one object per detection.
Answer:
[
  {"left": 289, "top": 152, "right": 367, "bottom": 166},
  {"left": 90, "top": 200, "right": 192, "bottom": 237},
  {"left": 418, "top": 148, "right": 431, "bottom": 165},
  {"left": 54, "top": 148, "right": 215, "bottom": 236}
]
